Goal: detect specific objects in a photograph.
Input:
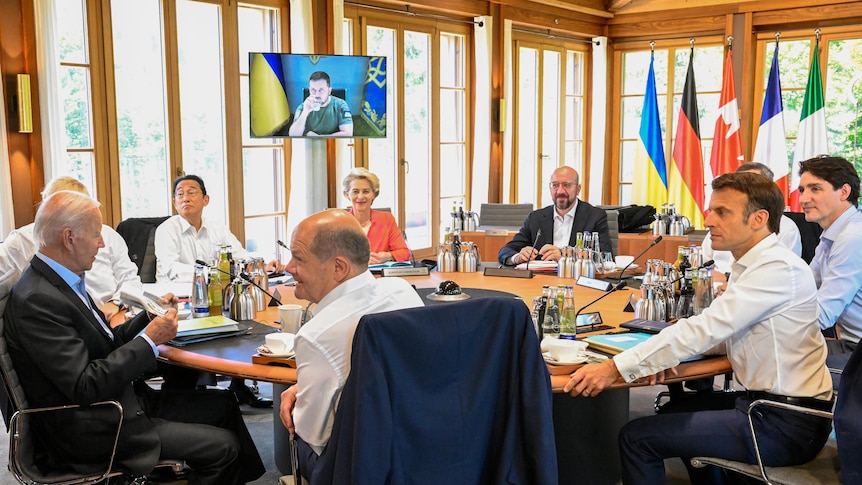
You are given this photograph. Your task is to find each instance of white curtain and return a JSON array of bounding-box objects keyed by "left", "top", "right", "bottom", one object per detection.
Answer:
[
  {"left": 0, "top": 74, "right": 14, "bottom": 238},
  {"left": 587, "top": 36, "right": 608, "bottom": 204},
  {"left": 34, "top": 0, "right": 64, "bottom": 182},
  {"left": 469, "top": 16, "right": 492, "bottom": 209}
]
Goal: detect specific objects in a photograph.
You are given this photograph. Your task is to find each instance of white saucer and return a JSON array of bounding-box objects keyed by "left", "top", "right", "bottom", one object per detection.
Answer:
[
  {"left": 542, "top": 352, "right": 588, "bottom": 365},
  {"left": 259, "top": 351, "right": 295, "bottom": 358}
]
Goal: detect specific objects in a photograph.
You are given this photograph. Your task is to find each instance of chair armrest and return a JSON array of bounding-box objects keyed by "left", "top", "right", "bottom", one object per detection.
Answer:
[
  {"left": 744, "top": 398, "right": 834, "bottom": 483},
  {"left": 9, "top": 400, "right": 124, "bottom": 484}
]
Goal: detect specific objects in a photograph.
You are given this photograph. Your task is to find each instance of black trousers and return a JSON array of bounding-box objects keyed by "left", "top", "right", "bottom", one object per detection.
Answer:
[
  {"left": 619, "top": 392, "right": 832, "bottom": 485},
  {"left": 140, "top": 387, "right": 265, "bottom": 484}
]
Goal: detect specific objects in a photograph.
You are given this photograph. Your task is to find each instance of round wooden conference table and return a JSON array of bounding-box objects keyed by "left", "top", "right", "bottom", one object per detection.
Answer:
[{"left": 156, "top": 268, "right": 731, "bottom": 484}]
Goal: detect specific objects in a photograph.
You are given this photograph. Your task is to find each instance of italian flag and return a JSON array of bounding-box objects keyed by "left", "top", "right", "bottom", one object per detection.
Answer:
[{"left": 789, "top": 39, "right": 829, "bottom": 211}]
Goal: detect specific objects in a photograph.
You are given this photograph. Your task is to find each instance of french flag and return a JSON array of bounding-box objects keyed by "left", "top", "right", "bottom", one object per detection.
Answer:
[{"left": 752, "top": 44, "right": 789, "bottom": 204}]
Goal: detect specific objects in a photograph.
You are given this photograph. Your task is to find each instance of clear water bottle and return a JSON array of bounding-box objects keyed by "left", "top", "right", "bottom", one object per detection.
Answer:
[
  {"left": 191, "top": 264, "right": 210, "bottom": 318},
  {"left": 542, "top": 286, "right": 561, "bottom": 340},
  {"left": 559, "top": 285, "right": 577, "bottom": 339}
]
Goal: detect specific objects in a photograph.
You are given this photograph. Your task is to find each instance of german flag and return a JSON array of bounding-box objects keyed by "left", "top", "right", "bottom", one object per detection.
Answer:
[{"left": 668, "top": 48, "right": 705, "bottom": 229}]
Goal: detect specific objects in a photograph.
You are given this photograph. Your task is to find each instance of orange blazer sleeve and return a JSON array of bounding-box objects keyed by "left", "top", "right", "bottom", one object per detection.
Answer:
[{"left": 367, "top": 210, "right": 411, "bottom": 262}]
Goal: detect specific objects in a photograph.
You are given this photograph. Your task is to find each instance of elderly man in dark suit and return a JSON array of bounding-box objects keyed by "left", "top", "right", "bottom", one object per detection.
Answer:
[
  {"left": 498, "top": 166, "right": 611, "bottom": 266},
  {"left": 4, "top": 190, "right": 264, "bottom": 483}
]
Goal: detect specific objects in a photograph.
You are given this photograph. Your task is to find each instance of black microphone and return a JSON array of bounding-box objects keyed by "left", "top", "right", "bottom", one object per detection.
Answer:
[
  {"left": 616, "top": 235, "right": 663, "bottom": 281},
  {"left": 196, "top": 259, "right": 282, "bottom": 306},
  {"left": 667, "top": 259, "right": 716, "bottom": 286},
  {"left": 575, "top": 281, "right": 628, "bottom": 333},
  {"left": 523, "top": 228, "right": 543, "bottom": 276}
]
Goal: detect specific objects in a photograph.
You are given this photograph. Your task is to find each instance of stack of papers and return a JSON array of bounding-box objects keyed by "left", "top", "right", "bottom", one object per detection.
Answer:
[
  {"left": 514, "top": 260, "right": 558, "bottom": 272},
  {"left": 176, "top": 315, "right": 241, "bottom": 338},
  {"left": 583, "top": 332, "right": 652, "bottom": 355}
]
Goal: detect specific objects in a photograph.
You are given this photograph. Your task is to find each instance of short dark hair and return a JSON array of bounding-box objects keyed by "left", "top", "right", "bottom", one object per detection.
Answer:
[
  {"left": 712, "top": 172, "right": 783, "bottom": 234},
  {"left": 798, "top": 156, "right": 860, "bottom": 206},
  {"left": 172, "top": 174, "right": 207, "bottom": 196},
  {"left": 309, "top": 71, "right": 331, "bottom": 87},
  {"left": 736, "top": 162, "right": 774, "bottom": 180},
  {"left": 311, "top": 223, "right": 370, "bottom": 270}
]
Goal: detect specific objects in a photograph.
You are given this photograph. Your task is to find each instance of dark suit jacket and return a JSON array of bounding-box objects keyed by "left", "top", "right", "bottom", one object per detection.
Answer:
[
  {"left": 313, "top": 297, "right": 558, "bottom": 485},
  {"left": 498, "top": 201, "right": 611, "bottom": 265},
  {"left": 835, "top": 341, "right": 862, "bottom": 483},
  {"left": 4, "top": 256, "right": 161, "bottom": 474}
]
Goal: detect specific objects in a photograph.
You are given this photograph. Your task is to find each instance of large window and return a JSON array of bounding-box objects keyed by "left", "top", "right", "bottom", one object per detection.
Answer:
[
  {"left": 348, "top": 9, "right": 471, "bottom": 256},
  {"left": 49, "top": 0, "right": 289, "bottom": 261},
  {"left": 615, "top": 41, "right": 723, "bottom": 205},
  {"left": 512, "top": 35, "right": 588, "bottom": 207}
]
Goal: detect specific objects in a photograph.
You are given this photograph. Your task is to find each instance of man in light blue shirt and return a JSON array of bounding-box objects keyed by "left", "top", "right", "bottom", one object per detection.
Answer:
[{"left": 799, "top": 155, "right": 862, "bottom": 356}]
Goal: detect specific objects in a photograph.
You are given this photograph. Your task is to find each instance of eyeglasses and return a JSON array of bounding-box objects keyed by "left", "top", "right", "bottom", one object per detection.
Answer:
[
  {"left": 174, "top": 190, "right": 201, "bottom": 200},
  {"left": 549, "top": 182, "right": 577, "bottom": 190}
]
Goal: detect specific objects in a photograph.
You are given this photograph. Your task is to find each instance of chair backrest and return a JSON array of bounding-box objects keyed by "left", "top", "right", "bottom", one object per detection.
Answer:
[
  {"left": 834, "top": 341, "right": 862, "bottom": 483},
  {"left": 0, "top": 269, "right": 26, "bottom": 423},
  {"left": 115, "top": 216, "right": 169, "bottom": 283},
  {"left": 477, "top": 203, "right": 533, "bottom": 230},
  {"left": 783, "top": 211, "right": 822, "bottom": 264},
  {"left": 313, "top": 297, "right": 558, "bottom": 484},
  {"left": 604, "top": 209, "right": 620, "bottom": 256}
]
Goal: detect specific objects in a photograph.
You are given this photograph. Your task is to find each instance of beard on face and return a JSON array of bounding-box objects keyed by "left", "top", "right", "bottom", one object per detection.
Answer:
[{"left": 555, "top": 194, "right": 574, "bottom": 211}]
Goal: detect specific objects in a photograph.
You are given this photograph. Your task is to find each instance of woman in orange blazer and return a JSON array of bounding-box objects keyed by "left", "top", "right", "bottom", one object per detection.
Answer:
[{"left": 342, "top": 168, "right": 411, "bottom": 263}]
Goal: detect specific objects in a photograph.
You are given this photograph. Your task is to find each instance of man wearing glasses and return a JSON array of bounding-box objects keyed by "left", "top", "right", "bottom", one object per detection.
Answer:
[
  {"left": 154, "top": 174, "right": 277, "bottom": 407},
  {"left": 498, "top": 166, "right": 611, "bottom": 265}
]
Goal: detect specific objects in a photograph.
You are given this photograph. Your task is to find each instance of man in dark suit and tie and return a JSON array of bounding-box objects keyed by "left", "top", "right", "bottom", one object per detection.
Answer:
[
  {"left": 4, "top": 190, "right": 264, "bottom": 483},
  {"left": 498, "top": 166, "right": 611, "bottom": 265}
]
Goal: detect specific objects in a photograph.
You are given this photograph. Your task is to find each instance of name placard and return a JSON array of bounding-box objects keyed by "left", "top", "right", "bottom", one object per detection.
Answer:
[{"left": 576, "top": 276, "right": 612, "bottom": 291}]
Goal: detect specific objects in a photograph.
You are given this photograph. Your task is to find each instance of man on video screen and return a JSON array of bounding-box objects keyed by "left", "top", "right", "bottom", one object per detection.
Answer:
[{"left": 289, "top": 71, "right": 354, "bottom": 137}]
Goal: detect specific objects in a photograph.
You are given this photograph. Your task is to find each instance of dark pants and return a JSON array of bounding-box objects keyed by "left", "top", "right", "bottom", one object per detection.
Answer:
[
  {"left": 140, "top": 387, "right": 266, "bottom": 484},
  {"left": 619, "top": 392, "right": 832, "bottom": 485},
  {"left": 294, "top": 434, "right": 321, "bottom": 482}
]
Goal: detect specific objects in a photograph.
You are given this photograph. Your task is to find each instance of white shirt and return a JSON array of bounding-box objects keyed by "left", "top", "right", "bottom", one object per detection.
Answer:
[
  {"left": 701, "top": 215, "right": 801, "bottom": 273},
  {"left": 154, "top": 215, "right": 247, "bottom": 282},
  {"left": 552, "top": 199, "right": 578, "bottom": 248},
  {"left": 293, "top": 271, "right": 424, "bottom": 453},
  {"left": 615, "top": 234, "right": 831, "bottom": 400},
  {"left": 0, "top": 223, "right": 142, "bottom": 307}
]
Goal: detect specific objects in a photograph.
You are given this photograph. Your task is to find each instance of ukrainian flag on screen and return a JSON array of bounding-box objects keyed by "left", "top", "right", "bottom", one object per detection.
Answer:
[
  {"left": 361, "top": 57, "right": 387, "bottom": 136},
  {"left": 250, "top": 53, "right": 290, "bottom": 137}
]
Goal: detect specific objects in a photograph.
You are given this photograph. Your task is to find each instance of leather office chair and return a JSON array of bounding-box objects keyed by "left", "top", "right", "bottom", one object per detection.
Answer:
[
  {"left": 477, "top": 203, "right": 533, "bottom": 230},
  {"left": 690, "top": 346, "right": 861, "bottom": 484},
  {"left": 310, "top": 297, "right": 558, "bottom": 484},
  {"left": 783, "top": 211, "right": 822, "bottom": 264},
  {"left": 115, "top": 216, "right": 170, "bottom": 283},
  {"left": 0, "top": 270, "right": 184, "bottom": 484}
]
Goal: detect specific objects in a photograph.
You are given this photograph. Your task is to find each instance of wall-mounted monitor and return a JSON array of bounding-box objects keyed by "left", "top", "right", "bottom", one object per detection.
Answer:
[{"left": 249, "top": 52, "right": 387, "bottom": 138}]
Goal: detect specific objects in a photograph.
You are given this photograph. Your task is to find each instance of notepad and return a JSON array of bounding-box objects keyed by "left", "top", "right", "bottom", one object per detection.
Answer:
[
  {"left": 583, "top": 332, "right": 653, "bottom": 355},
  {"left": 176, "top": 315, "right": 241, "bottom": 338}
]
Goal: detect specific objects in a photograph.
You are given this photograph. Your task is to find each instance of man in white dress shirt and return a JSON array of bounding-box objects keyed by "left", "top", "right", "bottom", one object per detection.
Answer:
[
  {"left": 565, "top": 172, "right": 832, "bottom": 483},
  {"left": 154, "top": 174, "right": 278, "bottom": 407},
  {"left": 0, "top": 176, "right": 142, "bottom": 322},
  {"left": 279, "top": 209, "right": 424, "bottom": 481},
  {"left": 701, "top": 162, "right": 801, "bottom": 274}
]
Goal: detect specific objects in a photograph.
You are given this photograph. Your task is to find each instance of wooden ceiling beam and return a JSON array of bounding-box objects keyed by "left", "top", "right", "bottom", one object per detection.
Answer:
[{"left": 506, "top": 4, "right": 607, "bottom": 38}]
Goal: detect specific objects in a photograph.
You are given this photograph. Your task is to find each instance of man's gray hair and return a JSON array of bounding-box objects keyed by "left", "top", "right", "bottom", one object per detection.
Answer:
[
  {"left": 311, "top": 224, "right": 370, "bottom": 270},
  {"left": 34, "top": 190, "right": 100, "bottom": 248}
]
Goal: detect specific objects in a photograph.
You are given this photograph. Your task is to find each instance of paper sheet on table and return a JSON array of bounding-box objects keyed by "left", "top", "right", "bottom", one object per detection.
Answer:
[{"left": 515, "top": 260, "right": 558, "bottom": 271}]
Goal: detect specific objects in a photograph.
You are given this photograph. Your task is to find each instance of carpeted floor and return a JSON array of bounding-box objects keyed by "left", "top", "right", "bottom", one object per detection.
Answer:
[{"left": 0, "top": 381, "right": 692, "bottom": 484}]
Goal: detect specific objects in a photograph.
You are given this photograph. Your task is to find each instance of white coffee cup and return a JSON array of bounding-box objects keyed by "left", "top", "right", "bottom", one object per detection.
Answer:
[
  {"left": 548, "top": 339, "right": 588, "bottom": 362},
  {"left": 278, "top": 304, "right": 303, "bottom": 334},
  {"left": 614, "top": 255, "right": 635, "bottom": 268},
  {"left": 265, "top": 333, "right": 295, "bottom": 356}
]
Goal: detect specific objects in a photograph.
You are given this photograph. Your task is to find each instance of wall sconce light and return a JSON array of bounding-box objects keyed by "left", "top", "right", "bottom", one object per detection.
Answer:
[{"left": 16, "top": 74, "right": 33, "bottom": 133}]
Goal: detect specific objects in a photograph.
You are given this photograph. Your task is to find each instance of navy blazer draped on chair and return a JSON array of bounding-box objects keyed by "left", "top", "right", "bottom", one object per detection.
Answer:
[{"left": 312, "top": 297, "right": 558, "bottom": 485}]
